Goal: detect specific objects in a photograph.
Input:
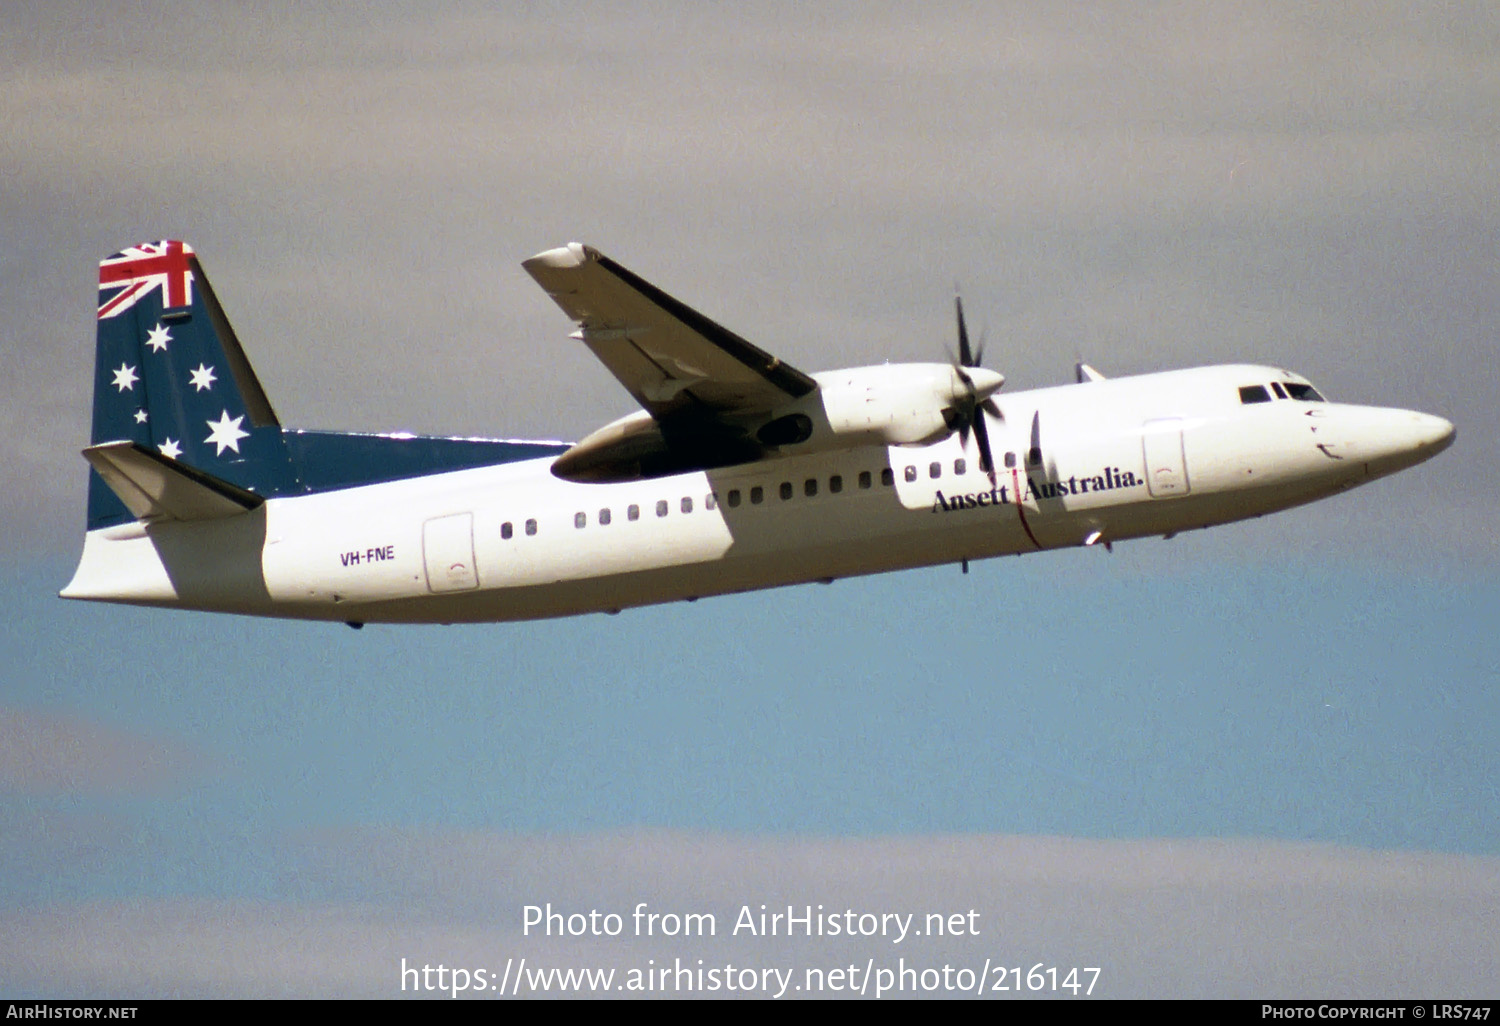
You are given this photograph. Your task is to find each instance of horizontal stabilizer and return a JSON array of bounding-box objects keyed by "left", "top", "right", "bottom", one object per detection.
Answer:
[{"left": 83, "top": 440, "right": 264, "bottom": 523}]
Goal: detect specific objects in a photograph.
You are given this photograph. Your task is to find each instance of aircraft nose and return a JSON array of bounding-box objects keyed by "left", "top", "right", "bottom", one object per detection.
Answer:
[
  {"left": 1340, "top": 406, "right": 1456, "bottom": 474},
  {"left": 1410, "top": 412, "right": 1456, "bottom": 452}
]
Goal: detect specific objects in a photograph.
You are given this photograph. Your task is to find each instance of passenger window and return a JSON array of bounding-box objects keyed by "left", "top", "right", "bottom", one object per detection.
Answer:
[
  {"left": 882, "top": 468, "right": 894, "bottom": 486},
  {"left": 804, "top": 478, "right": 817, "bottom": 497},
  {"left": 929, "top": 462, "right": 941, "bottom": 479},
  {"left": 575, "top": 511, "right": 586, "bottom": 529},
  {"left": 1239, "top": 385, "right": 1272, "bottom": 404},
  {"left": 681, "top": 496, "right": 693, "bottom": 513},
  {"left": 525, "top": 518, "right": 537, "bottom": 536},
  {"left": 628, "top": 504, "right": 640, "bottom": 521},
  {"left": 904, "top": 466, "right": 917, "bottom": 483},
  {"left": 954, "top": 458, "right": 966, "bottom": 475},
  {"left": 1271, "top": 382, "right": 1287, "bottom": 399},
  {"left": 858, "top": 471, "right": 872, "bottom": 489},
  {"left": 705, "top": 493, "right": 717, "bottom": 511},
  {"left": 501, "top": 521, "right": 513, "bottom": 540},
  {"left": 727, "top": 489, "right": 741, "bottom": 508},
  {"left": 751, "top": 486, "right": 764, "bottom": 505},
  {"left": 830, "top": 474, "right": 843, "bottom": 493},
  {"left": 599, "top": 508, "right": 611, "bottom": 526},
  {"left": 656, "top": 499, "right": 669, "bottom": 518},
  {"left": 780, "top": 482, "right": 793, "bottom": 501}
]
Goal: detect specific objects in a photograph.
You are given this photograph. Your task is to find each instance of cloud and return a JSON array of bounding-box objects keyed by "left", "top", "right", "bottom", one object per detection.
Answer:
[
  {"left": 0, "top": 708, "right": 202, "bottom": 796},
  {"left": 4, "top": 829, "right": 1496, "bottom": 998},
  {"left": 6, "top": 5, "right": 1494, "bottom": 222}
]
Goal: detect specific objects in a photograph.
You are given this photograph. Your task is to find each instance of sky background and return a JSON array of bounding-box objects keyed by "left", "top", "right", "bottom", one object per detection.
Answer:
[{"left": 1, "top": 1, "right": 1497, "bottom": 999}]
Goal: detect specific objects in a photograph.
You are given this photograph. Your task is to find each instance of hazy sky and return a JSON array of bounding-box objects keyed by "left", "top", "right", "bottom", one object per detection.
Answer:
[{"left": 1, "top": 1, "right": 1496, "bottom": 998}]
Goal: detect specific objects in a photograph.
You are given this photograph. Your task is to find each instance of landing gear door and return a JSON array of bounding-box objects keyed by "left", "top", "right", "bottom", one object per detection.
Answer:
[
  {"left": 423, "top": 513, "right": 479, "bottom": 592},
  {"left": 1142, "top": 419, "right": 1191, "bottom": 498}
]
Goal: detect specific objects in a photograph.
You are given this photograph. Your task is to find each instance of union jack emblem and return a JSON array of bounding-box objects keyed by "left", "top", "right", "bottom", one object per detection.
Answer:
[{"left": 98, "top": 240, "right": 195, "bottom": 320}]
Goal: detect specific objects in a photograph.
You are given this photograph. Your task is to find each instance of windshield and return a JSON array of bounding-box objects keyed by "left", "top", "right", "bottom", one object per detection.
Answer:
[{"left": 1283, "top": 382, "right": 1325, "bottom": 402}]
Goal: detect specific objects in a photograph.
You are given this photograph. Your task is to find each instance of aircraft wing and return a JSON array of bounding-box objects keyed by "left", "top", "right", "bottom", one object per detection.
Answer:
[{"left": 522, "top": 243, "right": 817, "bottom": 422}]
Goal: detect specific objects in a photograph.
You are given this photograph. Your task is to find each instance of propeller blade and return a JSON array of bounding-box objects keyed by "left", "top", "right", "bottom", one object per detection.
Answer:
[
  {"left": 943, "top": 397, "right": 973, "bottom": 449},
  {"left": 955, "top": 295, "right": 974, "bottom": 368},
  {"left": 973, "top": 404, "right": 996, "bottom": 483}
]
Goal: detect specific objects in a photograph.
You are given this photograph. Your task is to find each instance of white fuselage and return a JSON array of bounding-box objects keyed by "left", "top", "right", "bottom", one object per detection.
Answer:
[{"left": 62, "top": 364, "right": 1454, "bottom": 624}]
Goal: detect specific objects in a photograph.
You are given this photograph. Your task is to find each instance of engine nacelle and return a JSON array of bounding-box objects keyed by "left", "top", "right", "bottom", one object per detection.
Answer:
[
  {"left": 807, "top": 362, "right": 1003, "bottom": 446},
  {"left": 551, "top": 362, "right": 1003, "bottom": 482}
]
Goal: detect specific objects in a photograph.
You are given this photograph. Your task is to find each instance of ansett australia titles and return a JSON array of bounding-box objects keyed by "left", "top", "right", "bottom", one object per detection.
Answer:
[
  {"left": 522, "top": 903, "right": 981, "bottom": 944},
  {"left": 932, "top": 465, "right": 1144, "bottom": 514}
]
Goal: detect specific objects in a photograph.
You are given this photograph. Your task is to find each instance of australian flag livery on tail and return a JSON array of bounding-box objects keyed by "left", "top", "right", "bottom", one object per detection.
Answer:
[
  {"left": 87, "top": 241, "right": 567, "bottom": 531},
  {"left": 90, "top": 241, "right": 294, "bottom": 528}
]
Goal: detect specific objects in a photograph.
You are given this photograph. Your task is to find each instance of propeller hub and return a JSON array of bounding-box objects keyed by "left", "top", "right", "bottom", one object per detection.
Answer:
[{"left": 951, "top": 365, "right": 1005, "bottom": 403}]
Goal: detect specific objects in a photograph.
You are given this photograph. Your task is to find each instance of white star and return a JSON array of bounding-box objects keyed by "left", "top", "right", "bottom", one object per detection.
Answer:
[
  {"left": 204, "top": 410, "right": 249, "bottom": 456},
  {"left": 145, "top": 323, "right": 171, "bottom": 352},
  {"left": 188, "top": 364, "right": 217, "bottom": 392},
  {"left": 158, "top": 438, "right": 183, "bottom": 460},
  {"left": 111, "top": 363, "right": 138, "bottom": 392},
  {"left": 133, "top": 409, "right": 148, "bottom": 424}
]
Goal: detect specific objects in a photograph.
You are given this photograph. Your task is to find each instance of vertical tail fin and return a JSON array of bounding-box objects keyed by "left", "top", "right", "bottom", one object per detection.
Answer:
[{"left": 89, "top": 241, "right": 296, "bottom": 529}]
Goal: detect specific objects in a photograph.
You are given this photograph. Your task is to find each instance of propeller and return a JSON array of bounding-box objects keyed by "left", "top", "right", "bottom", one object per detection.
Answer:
[
  {"left": 949, "top": 294, "right": 1003, "bottom": 483},
  {"left": 1027, "top": 407, "right": 1059, "bottom": 482}
]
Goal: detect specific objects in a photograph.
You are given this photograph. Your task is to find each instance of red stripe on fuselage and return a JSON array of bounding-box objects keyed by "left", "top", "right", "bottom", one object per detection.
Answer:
[{"left": 1011, "top": 466, "right": 1042, "bottom": 550}]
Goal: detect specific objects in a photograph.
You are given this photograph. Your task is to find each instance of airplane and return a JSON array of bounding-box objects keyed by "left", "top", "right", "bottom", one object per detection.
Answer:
[{"left": 63, "top": 239, "right": 1455, "bottom": 626}]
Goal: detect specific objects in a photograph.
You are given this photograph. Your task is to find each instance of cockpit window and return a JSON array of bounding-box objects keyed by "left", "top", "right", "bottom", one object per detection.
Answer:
[
  {"left": 1283, "top": 382, "right": 1325, "bottom": 402},
  {"left": 1239, "top": 385, "right": 1272, "bottom": 404}
]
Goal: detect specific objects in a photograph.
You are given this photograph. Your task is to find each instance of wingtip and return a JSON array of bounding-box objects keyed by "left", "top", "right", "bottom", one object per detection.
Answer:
[{"left": 523, "top": 241, "right": 595, "bottom": 270}]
